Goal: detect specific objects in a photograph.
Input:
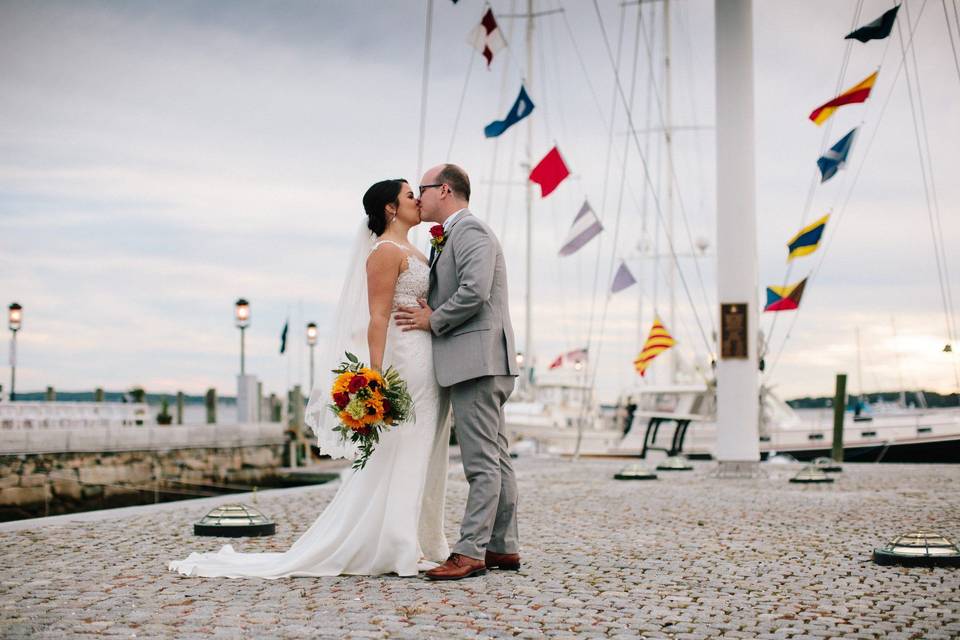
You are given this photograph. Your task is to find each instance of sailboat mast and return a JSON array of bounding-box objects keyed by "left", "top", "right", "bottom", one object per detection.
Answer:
[
  {"left": 665, "top": 0, "right": 676, "bottom": 383},
  {"left": 524, "top": 0, "right": 534, "bottom": 393}
]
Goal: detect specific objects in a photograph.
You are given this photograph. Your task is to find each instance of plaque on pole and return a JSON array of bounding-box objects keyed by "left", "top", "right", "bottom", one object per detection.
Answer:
[{"left": 720, "top": 303, "right": 748, "bottom": 359}]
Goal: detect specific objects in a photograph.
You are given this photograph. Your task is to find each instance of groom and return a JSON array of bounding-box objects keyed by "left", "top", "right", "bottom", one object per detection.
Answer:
[{"left": 395, "top": 163, "right": 521, "bottom": 580}]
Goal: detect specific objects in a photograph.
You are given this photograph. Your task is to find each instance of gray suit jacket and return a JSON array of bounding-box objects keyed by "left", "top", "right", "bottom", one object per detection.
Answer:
[{"left": 428, "top": 211, "right": 519, "bottom": 387}]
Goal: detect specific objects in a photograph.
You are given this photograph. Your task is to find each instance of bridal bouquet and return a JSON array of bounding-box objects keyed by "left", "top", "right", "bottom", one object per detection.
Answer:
[{"left": 328, "top": 352, "right": 413, "bottom": 470}]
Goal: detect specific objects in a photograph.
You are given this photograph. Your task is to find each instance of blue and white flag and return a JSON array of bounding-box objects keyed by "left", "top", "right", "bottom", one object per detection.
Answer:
[
  {"left": 610, "top": 261, "right": 637, "bottom": 293},
  {"left": 559, "top": 201, "right": 603, "bottom": 256},
  {"left": 484, "top": 85, "right": 535, "bottom": 138},
  {"left": 816, "top": 128, "right": 858, "bottom": 183}
]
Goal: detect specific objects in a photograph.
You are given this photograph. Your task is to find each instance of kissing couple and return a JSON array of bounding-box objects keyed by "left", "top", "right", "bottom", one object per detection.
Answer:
[{"left": 170, "top": 164, "right": 521, "bottom": 580}]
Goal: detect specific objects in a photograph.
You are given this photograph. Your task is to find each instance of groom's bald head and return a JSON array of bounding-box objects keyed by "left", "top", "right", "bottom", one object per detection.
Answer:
[{"left": 419, "top": 163, "right": 470, "bottom": 223}]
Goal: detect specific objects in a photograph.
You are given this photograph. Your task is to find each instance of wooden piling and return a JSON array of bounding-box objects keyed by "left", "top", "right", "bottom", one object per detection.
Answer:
[
  {"left": 176, "top": 392, "right": 185, "bottom": 425},
  {"left": 832, "top": 374, "right": 847, "bottom": 463},
  {"left": 205, "top": 388, "right": 217, "bottom": 424}
]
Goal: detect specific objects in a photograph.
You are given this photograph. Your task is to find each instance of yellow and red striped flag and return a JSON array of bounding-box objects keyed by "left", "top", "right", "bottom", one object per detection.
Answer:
[
  {"left": 809, "top": 71, "right": 878, "bottom": 125},
  {"left": 634, "top": 316, "right": 676, "bottom": 377}
]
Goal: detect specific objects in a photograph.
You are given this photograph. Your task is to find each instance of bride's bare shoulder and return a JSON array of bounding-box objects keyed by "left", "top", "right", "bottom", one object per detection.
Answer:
[{"left": 367, "top": 241, "right": 408, "bottom": 274}]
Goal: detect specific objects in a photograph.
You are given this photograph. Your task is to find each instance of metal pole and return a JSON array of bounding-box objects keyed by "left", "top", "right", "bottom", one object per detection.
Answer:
[
  {"left": 9, "top": 330, "right": 16, "bottom": 402},
  {"left": 832, "top": 373, "right": 847, "bottom": 463},
  {"left": 309, "top": 344, "right": 315, "bottom": 391},
  {"left": 240, "top": 326, "right": 246, "bottom": 376},
  {"left": 524, "top": 0, "right": 534, "bottom": 396},
  {"left": 665, "top": 0, "right": 676, "bottom": 383}
]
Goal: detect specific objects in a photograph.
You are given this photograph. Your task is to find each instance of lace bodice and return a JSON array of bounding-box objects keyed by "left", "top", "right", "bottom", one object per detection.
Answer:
[{"left": 371, "top": 240, "right": 430, "bottom": 308}]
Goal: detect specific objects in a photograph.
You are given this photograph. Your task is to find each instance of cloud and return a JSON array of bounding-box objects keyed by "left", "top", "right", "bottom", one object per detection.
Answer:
[{"left": 1, "top": 0, "right": 958, "bottom": 404}]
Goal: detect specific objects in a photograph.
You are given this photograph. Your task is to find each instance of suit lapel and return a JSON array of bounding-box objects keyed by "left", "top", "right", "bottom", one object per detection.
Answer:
[{"left": 429, "top": 210, "right": 471, "bottom": 274}]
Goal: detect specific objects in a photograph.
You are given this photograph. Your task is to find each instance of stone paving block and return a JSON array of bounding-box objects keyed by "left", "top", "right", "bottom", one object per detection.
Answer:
[{"left": 0, "top": 459, "right": 958, "bottom": 639}]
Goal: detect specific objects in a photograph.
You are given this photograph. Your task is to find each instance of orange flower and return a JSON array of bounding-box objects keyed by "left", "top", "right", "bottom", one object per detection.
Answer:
[
  {"left": 361, "top": 395, "right": 385, "bottom": 425},
  {"left": 338, "top": 410, "right": 365, "bottom": 430},
  {"left": 333, "top": 372, "right": 353, "bottom": 395},
  {"left": 360, "top": 367, "right": 385, "bottom": 390}
]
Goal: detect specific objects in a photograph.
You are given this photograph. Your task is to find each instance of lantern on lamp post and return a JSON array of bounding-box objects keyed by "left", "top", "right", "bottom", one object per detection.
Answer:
[
  {"left": 306, "top": 322, "right": 318, "bottom": 391},
  {"left": 8, "top": 303, "right": 21, "bottom": 401},
  {"left": 234, "top": 299, "right": 250, "bottom": 376}
]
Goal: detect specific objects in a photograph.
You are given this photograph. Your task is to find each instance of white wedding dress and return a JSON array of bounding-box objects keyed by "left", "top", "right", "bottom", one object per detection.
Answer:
[{"left": 168, "top": 244, "right": 451, "bottom": 578}]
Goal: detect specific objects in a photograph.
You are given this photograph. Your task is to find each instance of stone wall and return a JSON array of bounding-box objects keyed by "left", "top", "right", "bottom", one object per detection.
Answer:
[{"left": 0, "top": 444, "right": 285, "bottom": 513}]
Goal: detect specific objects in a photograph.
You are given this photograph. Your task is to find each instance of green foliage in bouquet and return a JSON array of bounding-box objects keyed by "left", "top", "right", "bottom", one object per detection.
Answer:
[{"left": 327, "top": 352, "right": 414, "bottom": 470}]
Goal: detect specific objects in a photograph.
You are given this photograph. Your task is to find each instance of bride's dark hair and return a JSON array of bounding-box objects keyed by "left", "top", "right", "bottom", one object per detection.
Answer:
[{"left": 363, "top": 179, "right": 406, "bottom": 236}]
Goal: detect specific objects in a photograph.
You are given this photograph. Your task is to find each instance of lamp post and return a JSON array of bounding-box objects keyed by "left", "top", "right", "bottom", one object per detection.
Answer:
[
  {"left": 8, "top": 303, "right": 21, "bottom": 402},
  {"left": 235, "top": 299, "right": 250, "bottom": 376},
  {"left": 306, "top": 322, "right": 318, "bottom": 391}
]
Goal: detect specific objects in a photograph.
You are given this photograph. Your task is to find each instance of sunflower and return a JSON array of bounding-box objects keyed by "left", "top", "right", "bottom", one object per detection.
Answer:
[
  {"left": 360, "top": 367, "right": 385, "bottom": 390},
  {"left": 338, "top": 409, "right": 364, "bottom": 430},
  {"left": 361, "top": 394, "right": 385, "bottom": 425},
  {"left": 332, "top": 372, "right": 354, "bottom": 395}
]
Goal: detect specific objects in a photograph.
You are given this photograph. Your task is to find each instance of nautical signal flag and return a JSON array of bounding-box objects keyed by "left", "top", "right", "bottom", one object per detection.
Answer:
[
  {"left": 610, "top": 261, "right": 637, "bottom": 293},
  {"left": 845, "top": 5, "right": 900, "bottom": 43},
  {"left": 529, "top": 146, "right": 570, "bottom": 197},
  {"left": 817, "top": 128, "right": 858, "bottom": 183},
  {"left": 484, "top": 85, "right": 535, "bottom": 138},
  {"left": 468, "top": 8, "right": 507, "bottom": 67},
  {"left": 558, "top": 201, "right": 603, "bottom": 256},
  {"left": 279, "top": 319, "right": 289, "bottom": 354},
  {"left": 787, "top": 214, "right": 830, "bottom": 261},
  {"left": 809, "top": 71, "right": 877, "bottom": 125},
  {"left": 634, "top": 317, "right": 676, "bottom": 377},
  {"left": 549, "top": 348, "right": 588, "bottom": 370},
  {"left": 764, "top": 278, "right": 808, "bottom": 312}
]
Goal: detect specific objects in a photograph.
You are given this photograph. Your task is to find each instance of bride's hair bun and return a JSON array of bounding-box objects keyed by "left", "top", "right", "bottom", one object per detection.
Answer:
[{"left": 363, "top": 179, "right": 406, "bottom": 236}]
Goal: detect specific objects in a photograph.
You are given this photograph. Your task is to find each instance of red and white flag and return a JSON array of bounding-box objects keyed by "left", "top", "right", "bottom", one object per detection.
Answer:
[
  {"left": 468, "top": 8, "right": 507, "bottom": 67},
  {"left": 549, "top": 348, "right": 588, "bottom": 369}
]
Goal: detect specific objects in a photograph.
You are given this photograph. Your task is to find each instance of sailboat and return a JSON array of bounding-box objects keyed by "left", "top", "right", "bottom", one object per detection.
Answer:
[{"left": 431, "top": 1, "right": 960, "bottom": 463}]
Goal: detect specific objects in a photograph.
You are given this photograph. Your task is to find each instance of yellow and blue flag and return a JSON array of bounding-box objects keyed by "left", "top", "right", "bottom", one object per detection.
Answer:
[{"left": 787, "top": 214, "right": 829, "bottom": 261}]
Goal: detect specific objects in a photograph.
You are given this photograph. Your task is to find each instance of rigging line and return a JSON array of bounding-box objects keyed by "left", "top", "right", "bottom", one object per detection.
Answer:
[
  {"left": 544, "top": 0, "right": 578, "bottom": 352},
  {"left": 898, "top": 0, "right": 956, "bottom": 345},
  {"left": 676, "top": 2, "right": 715, "bottom": 314},
  {"left": 579, "top": 0, "right": 628, "bottom": 399},
  {"left": 416, "top": 0, "right": 435, "bottom": 181},
  {"left": 483, "top": 0, "right": 519, "bottom": 227},
  {"left": 559, "top": 0, "right": 705, "bottom": 358},
  {"left": 446, "top": 51, "right": 477, "bottom": 161},
  {"left": 762, "top": 0, "right": 864, "bottom": 359},
  {"left": 582, "top": 0, "right": 645, "bottom": 413},
  {"left": 638, "top": 0, "right": 658, "bottom": 353},
  {"left": 588, "top": 0, "right": 713, "bottom": 356},
  {"left": 905, "top": 0, "right": 960, "bottom": 347},
  {"left": 944, "top": 0, "right": 960, "bottom": 82},
  {"left": 630, "top": 0, "right": 718, "bottom": 343},
  {"left": 901, "top": 0, "right": 960, "bottom": 387},
  {"left": 766, "top": 0, "right": 932, "bottom": 379}
]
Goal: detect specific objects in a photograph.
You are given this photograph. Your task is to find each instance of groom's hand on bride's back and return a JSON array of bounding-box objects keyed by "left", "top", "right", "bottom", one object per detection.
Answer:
[{"left": 395, "top": 298, "right": 433, "bottom": 332}]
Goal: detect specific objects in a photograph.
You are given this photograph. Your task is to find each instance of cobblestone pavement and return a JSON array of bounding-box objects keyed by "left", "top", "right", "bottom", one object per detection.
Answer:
[{"left": 0, "top": 458, "right": 958, "bottom": 639}]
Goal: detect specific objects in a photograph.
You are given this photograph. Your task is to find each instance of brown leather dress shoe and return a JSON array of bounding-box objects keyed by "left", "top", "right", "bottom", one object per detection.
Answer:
[
  {"left": 425, "top": 553, "right": 486, "bottom": 581},
  {"left": 485, "top": 550, "right": 521, "bottom": 570}
]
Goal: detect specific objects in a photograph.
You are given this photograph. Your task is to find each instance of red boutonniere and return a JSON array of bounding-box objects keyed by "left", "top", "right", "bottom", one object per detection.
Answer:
[{"left": 429, "top": 224, "right": 447, "bottom": 252}]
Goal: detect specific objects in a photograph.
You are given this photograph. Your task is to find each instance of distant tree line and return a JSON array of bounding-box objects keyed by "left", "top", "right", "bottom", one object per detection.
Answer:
[
  {"left": 9, "top": 390, "right": 237, "bottom": 405},
  {"left": 787, "top": 390, "right": 959, "bottom": 409}
]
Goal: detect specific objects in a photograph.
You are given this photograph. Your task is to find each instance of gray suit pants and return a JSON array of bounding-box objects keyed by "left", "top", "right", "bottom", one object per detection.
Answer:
[{"left": 449, "top": 374, "right": 519, "bottom": 560}]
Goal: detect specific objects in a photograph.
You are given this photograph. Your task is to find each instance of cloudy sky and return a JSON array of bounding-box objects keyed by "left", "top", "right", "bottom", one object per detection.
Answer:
[{"left": 1, "top": 0, "right": 958, "bottom": 403}]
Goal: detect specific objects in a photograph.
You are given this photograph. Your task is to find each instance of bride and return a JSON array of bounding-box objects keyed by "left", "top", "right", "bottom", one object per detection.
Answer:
[{"left": 169, "top": 179, "right": 451, "bottom": 578}]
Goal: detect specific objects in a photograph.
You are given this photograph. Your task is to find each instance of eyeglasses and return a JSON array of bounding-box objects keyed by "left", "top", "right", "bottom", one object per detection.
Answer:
[{"left": 419, "top": 184, "right": 444, "bottom": 196}]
